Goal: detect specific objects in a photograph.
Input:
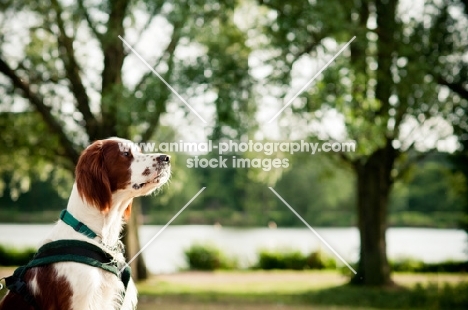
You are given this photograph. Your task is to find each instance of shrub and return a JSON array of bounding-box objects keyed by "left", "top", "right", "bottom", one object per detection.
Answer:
[
  {"left": 256, "top": 249, "right": 336, "bottom": 270},
  {"left": 0, "top": 245, "right": 36, "bottom": 266},
  {"left": 257, "top": 250, "right": 306, "bottom": 270},
  {"left": 390, "top": 258, "right": 468, "bottom": 273},
  {"left": 306, "top": 251, "right": 337, "bottom": 270},
  {"left": 257, "top": 250, "right": 284, "bottom": 270},
  {"left": 418, "top": 260, "right": 468, "bottom": 273},
  {"left": 390, "top": 258, "right": 425, "bottom": 272},
  {"left": 184, "top": 243, "right": 237, "bottom": 271},
  {"left": 283, "top": 251, "right": 307, "bottom": 270}
]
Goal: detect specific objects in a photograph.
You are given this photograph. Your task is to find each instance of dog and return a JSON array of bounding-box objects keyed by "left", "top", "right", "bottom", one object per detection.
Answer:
[{"left": 0, "top": 137, "right": 171, "bottom": 310}]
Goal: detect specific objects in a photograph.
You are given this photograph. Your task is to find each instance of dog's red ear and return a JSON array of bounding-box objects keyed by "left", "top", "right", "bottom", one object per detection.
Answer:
[
  {"left": 124, "top": 200, "right": 133, "bottom": 221},
  {"left": 75, "top": 140, "right": 112, "bottom": 213}
]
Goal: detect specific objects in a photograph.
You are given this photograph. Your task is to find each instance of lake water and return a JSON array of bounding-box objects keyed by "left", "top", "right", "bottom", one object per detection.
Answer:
[{"left": 0, "top": 224, "right": 466, "bottom": 273}]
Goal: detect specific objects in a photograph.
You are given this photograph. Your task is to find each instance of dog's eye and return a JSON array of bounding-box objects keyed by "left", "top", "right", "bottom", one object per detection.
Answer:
[{"left": 121, "top": 151, "right": 130, "bottom": 157}]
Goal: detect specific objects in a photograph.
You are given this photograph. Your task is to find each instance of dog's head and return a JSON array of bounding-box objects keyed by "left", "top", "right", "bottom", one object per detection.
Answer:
[{"left": 75, "top": 137, "right": 170, "bottom": 218}]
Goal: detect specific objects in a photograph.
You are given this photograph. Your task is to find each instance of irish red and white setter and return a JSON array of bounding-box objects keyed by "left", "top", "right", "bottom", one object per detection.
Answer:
[{"left": 0, "top": 137, "right": 171, "bottom": 310}]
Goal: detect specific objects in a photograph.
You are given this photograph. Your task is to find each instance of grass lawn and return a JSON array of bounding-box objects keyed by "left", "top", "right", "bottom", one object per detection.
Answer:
[
  {"left": 137, "top": 270, "right": 468, "bottom": 310},
  {"left": 1, "top": 268, "right": 467, "bottom": 309},
  {"left": 137, "top": 298, "right": 376, "bottom": 310}
]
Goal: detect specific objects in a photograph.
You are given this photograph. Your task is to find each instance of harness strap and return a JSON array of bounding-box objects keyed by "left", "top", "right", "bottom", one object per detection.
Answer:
[
  {"left": 29, "top": 240, "right": 121, "bottom": 276},
  {"left": 4, "top": 267, "right": 38, "bottom": 309},
  {"left": 3, "top": 240, "right": 131, "bottom": 309}
]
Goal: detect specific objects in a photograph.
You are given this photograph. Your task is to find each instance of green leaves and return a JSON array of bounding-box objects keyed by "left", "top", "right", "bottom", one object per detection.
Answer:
[{"left": 0, "top": 111, "right": 72, "bottom": 198}]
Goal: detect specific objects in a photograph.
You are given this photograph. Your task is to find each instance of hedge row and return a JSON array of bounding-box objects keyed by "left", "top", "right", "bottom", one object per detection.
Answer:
[
  {"left": 0, "top": 245, "right": 36, "bottom": 266},
  {"left": 184, "top": 243, "right": 468, "bottom": 272}
]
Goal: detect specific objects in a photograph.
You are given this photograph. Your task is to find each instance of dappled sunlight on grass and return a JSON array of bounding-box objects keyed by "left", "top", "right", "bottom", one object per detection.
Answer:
[
  {"left": 137, "top": 297, "right": 380, "bottom": 310},
  {"left": 137, "top": 270, "right": 468, "bottom": 310},
  {"left": 138, "top": 270, "right": 347, "bottom": 295},
  {"left": 2, "top": 268, "right": 467, "bottom": 309}
]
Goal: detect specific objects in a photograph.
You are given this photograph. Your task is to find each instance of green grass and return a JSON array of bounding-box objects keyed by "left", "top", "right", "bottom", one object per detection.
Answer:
[
  {"left": 137, "top": 270, "right": 468, "bottom": 310},
  {"left": 2, "top": 268, "right": 467, "bottom": 309},
  {"left": 138, "top": 270, "right": 345, "bottom": 295}
]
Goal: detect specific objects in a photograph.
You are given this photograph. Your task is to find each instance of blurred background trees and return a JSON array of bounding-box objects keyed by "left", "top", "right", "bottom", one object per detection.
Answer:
[
  {"left": 255, "top": 0, "right": 467, "bottom": 285},
  {"left": 0, "top": 0, "right": 254, "bottom": 279},
  {"left": 0, "top": 0, "right": 467, "bottom": 287}
]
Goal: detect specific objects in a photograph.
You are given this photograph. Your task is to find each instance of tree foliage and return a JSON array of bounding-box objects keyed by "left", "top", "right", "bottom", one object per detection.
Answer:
[
  {"left": 0, "top": 0, "right": 255, "bottom": 280},
  {"left": 255, "top": 0, "right": 467, "bottom": 285},
  {"left": 1, "top": 0, "right": 467, "bottom": 286}
]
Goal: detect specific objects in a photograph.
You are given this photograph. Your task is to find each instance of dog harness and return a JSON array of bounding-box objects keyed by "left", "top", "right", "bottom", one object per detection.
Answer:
[{"left": 1, "top": 210, "right": 131, "bottom": 309}]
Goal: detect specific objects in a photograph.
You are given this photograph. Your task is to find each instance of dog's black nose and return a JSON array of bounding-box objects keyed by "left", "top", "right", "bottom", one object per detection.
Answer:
[{"left": 158, "top": 154, "right": 170, "bottom": 163}]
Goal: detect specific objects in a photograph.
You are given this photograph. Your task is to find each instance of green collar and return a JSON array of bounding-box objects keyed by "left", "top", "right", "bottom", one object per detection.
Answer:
[{"left": 59, "top": 209, "right": 98, "bottom": 239}]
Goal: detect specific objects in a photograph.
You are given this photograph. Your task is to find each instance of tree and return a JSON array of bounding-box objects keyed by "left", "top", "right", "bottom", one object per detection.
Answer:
[
  {"left": 444, "top": 0, "right": 468, "bottom": 235},
  {"left": 256, "top": 0, "right": 467, "bottom": 285},
  {"left": 0, "top": 0, "right": 254, "bottom": 279}
]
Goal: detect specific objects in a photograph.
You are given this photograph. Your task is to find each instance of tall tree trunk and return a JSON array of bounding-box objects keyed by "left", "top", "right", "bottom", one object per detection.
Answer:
[
  {"left": 350, "top": 0, "right": 398, "bottom": 286},
  {"left": 98, "top": 0, "right": 148, "bottom": 280},
  {"left": 122, "top": 198, "right": 148, "bottom": 280},
  {"left": 351, "top": 141, "right": 396, "bottom": 285}
]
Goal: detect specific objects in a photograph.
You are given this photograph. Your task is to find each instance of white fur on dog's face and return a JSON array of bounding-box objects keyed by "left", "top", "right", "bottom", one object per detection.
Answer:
[{"left": 116, "top": 138, "right": 171, "bottom": 195}]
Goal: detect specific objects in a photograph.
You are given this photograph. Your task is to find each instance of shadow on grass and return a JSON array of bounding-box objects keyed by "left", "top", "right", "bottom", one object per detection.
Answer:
[
  {"left": 298, "top": 282, "right": 468, "bottom": 310},
  {"left": 139, "top": 281, "right": 468, "bottom": 310}
]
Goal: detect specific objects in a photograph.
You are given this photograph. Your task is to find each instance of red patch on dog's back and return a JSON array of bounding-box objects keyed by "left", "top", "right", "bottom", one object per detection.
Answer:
[{"left": 0, "top": 265, "right": 73, "bottom": 310}]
